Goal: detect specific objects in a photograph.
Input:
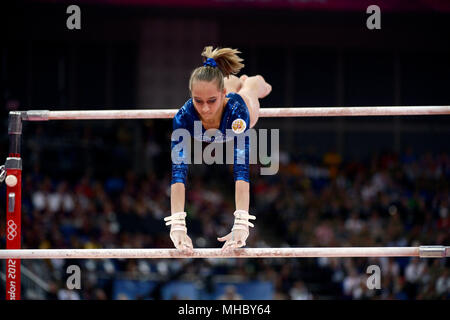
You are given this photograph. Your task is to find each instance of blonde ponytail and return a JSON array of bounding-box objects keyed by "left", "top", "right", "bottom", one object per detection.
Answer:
[
  {"left": 189, "top": 46, "right": 245, "bottom": 92},
  {"left": 201, "top": 46, "right": 244, "bottom": 78}
]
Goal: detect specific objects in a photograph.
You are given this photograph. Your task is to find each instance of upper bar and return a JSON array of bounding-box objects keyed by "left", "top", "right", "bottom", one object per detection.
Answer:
[
  {"left": 0, "top": 246, "right": 448, "bottom": 259},
  {"left": 19, "top": 106, "right": 450, "bottom": 121}
]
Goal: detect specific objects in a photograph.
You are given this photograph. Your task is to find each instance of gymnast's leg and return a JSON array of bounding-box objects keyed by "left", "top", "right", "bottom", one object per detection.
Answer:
[
  {"left": 224, "top": 74, "right": 271, "bottom": 128},
  {"left": 237, "top": 75, "right": 272, "bottom": 128},
  {"left": 223, "top": 75, "right": 243, "bottom": 93}
]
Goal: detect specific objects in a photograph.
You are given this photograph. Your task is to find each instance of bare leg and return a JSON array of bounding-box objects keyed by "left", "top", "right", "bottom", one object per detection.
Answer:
[
  {"left": 237, "top": 75, "right": 272, "bottom": 128},
  {"left": 223, "top": 75, "right": 243, "bottom": 93}
]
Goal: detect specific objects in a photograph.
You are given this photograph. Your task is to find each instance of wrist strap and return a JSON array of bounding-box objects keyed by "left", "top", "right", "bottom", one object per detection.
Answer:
[
  {"left": 170, "top": 225, "right": 187, "bottom": 233},
  {"left": 164, "top": 212, "right": 187, "bottom": 233},
  {"left": 232, "top": 210, "right": 256, "bottom": 233}
]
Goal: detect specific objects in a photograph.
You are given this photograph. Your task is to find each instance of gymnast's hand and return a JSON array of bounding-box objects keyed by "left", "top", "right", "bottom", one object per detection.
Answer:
[
  {"left": 218, "top": 210, "right": 256, "bottom": 251},
  {"left": 170, "top": 229, "right": 193, "bottom": 253},
  {"left": 164, "top": 212, "right": 194, "bottom": 253},
  {"left": 218, "top": 228, "right": 249, "bottom": 251}
]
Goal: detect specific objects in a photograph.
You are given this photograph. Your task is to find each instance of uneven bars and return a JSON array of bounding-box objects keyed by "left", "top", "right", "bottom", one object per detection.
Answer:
[
  {"left": 0, "top": 246, "right": 448, "bottom": 259},
  {"left": 19, "top": 106, "right": 450, "bottom": 121}
]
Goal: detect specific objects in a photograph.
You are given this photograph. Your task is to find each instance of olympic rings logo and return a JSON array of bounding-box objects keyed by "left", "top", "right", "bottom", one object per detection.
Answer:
[{"left": 7, "top": 220, "right": 17, "bottom": 241}]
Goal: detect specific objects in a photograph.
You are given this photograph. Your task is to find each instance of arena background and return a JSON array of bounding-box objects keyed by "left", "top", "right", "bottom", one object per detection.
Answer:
[{"left": 0, "top": 0, "right": 449, "bottom": 300}]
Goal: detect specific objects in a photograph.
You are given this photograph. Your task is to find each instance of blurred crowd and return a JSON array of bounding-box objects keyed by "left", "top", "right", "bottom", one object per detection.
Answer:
[{"left": 1, "top": 148, "right": 449, "bottom": 300}]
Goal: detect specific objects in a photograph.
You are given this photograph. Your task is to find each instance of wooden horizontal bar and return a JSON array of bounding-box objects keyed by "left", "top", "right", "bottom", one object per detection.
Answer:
[
  {"left": 0, "top": 246, "right": 448, "bottom": 259},
  {"left": 20, "top": 106, "right": 450, "bottom": 121}
]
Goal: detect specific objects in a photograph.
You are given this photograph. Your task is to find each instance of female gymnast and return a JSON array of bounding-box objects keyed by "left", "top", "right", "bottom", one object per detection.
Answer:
[{"left": 165, "top": 46, "right": 272, "bottom": 252}]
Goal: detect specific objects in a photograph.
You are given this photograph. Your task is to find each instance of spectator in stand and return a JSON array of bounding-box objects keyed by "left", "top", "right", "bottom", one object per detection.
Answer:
[
  {"left": 218, "top": 285, "right": 243, "bottom": 300},
  {"left": 289, "top": 281, "right": 313, "bottom": 300}
]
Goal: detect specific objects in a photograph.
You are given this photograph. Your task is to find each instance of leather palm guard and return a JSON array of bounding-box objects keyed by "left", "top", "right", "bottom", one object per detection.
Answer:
[
  {"left": 231, "top": 210, "right": 256, "bottom": 236},
  {"left": 164, "top": 212, "right": 187, "bottom": 233}
]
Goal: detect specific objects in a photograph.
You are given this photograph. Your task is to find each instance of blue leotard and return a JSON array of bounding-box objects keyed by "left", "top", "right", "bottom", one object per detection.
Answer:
[{"left": 171, "top": 92, "right": 250, "bottom": 185}]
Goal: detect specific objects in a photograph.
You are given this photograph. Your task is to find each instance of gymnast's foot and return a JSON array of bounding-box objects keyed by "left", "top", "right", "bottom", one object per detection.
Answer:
[
  {"left": 239, "top": 75, "right": 272, "bottom": 99},
  {"left": 224, "top": 75, "right": 243, "bottom": 93},
  {"left": 260, "top": 76, "right": 272, "bottom": 99}
]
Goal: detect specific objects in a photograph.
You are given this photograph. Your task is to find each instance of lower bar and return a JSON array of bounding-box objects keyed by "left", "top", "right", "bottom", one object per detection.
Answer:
[{"left": 0, "top": 246, "right": 447, "bottom": 259}]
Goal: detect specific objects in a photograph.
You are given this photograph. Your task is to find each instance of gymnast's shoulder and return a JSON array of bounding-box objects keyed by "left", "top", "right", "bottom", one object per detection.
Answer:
[
  {"left": 173, "top": 98, "right": 195, "bottom": 129},
  {"left": 226, "top": 92, "right": 248, "bottom": 111},
  {"left": 226, "top": 92, "right": 250, "bottom": 127}
]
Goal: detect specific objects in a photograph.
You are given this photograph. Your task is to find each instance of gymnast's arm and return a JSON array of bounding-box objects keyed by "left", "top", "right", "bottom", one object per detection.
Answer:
[
  {"left": 235, "top": 180, "right": 249, "bottom": 212},
  {"left": 217, "top": 146, "right": 253, "bottom": 250},
  {"left": 171, "top": 182, "right": 185, "bottom": 213},
  {"left": 217, "top": 121, "right": 254, "bottom": 249},
  {"left": 233, "top": 137, "right": 251, "bottom": 214},
  {"left": 232, "top": 97, "right": 251, "bottom": 213},
  {"left": 166, "top": 114, "right": 193, "bottom": 251},
  {"left": 170, "top": 112, "right": 189, "bottom": 214},
  {"left": 170, "top": 135, "right": 188, "bottom": 214}
]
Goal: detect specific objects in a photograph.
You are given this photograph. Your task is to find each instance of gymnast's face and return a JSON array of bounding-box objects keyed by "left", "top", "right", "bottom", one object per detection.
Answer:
[{"left": 191, "top": 80, "right": 226, "bottom": 123}]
